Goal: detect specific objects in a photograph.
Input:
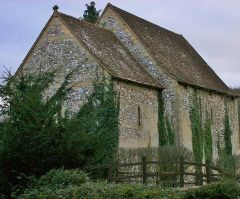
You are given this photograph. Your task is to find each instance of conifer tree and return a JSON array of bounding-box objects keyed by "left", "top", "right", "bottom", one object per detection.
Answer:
[
  {"left": 83, "top": 1, "right": 101, "bottom": 23},
  {"left": 0, "top": 69, "right": 119, "bottom": 196}
]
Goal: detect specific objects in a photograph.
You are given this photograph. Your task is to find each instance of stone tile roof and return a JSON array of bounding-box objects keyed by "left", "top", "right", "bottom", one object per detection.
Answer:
[
  {"left": 108, "top": 4, "right": 233, "bottom": 95},
  {"left": 58, "top": 12, "right": 163, "bottom": 90}
]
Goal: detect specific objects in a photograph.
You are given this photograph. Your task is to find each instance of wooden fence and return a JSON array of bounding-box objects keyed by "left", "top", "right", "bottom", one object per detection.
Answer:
[{"left": 107, "top": 155, "right": 223, "bottom": 187}]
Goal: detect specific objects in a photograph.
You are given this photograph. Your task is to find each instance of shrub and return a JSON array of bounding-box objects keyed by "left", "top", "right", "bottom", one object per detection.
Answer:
[
  {"left": 0, "top": 70, "right": 119, "bottom": 196},
  {"left": 14, "top": 169, "right": 89, "bottom": 197},
  {"left": 18, "top": 181, "right": 182, "bottom": 199},
  {"left": 216, "top": 152, "right": 240, "bottom": 179},
  {"left": 16, "top": 170, "right": 240, "bottom": 199},
  {"left": 183, "top": 180, "right": 240, "bottom": 199},
  {"left": 157, "top": 145, "right": 193, "bottom": 187}
]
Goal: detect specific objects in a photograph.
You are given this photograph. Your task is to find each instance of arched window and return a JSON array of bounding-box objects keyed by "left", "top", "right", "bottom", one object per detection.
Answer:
[{"left": 137, "top": 105, "right": 142, "bottom": 127}]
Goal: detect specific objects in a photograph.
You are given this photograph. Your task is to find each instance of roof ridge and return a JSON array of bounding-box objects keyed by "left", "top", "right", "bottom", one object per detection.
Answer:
[
  {"left": 108, "top": 3, "right": 182, "bottom": 37},
  {"left": 58, "top": 11, "right": 163, "bottom": 89},
  {"left": 101, "top": 3, "right": 232, "bottom": 96},
  {"left": 58, "top": 12, "right": 109, "bottom": 31}
]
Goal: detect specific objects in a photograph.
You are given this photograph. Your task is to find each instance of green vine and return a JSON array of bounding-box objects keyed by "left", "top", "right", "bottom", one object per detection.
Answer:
[
  {"left": 203, "top": 110, "right": 213, "bottom": 161},
  {"left": 166, "top": 116, "right": 175, "bottom": 145},
  {"left": 224, "top": 109, "right": 232, "bottom": 156},
  {"left": 73, "top": 75, "right": 120, "bottom": 163},
  {"left": 190, "top": 94, "right": 213, "bottom": 163},
  {"left": 157, "top": 91, "right": 175, "bottom": 146},
  {"left": 190, "top": 94, "right": 203, "bottom": 164}
]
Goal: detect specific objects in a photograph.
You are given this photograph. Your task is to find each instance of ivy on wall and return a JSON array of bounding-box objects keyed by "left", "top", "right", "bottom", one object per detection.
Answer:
[
  {"left": 190, "top": 94, "right": 213, "bottom": 163},
  {"left": 190, "top": 95, "right": 204, "bottom": 164},
  {"left": 157, "top": 91, "right": 175, "bottom": 146},
  {"left": 224, "top": 109, "right": 232, "bottom": 156},
  {"left": 203, "top": 111, "right": 213, "bottom": 161},
  {"left": 70, "top": 75, "right": 120, "bottom": 164}
]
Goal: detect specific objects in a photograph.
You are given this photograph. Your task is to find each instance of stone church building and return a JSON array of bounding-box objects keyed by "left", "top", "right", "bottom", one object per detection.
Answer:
[{"left": 15, "top": 4, "right": 239, "bottom": 159}]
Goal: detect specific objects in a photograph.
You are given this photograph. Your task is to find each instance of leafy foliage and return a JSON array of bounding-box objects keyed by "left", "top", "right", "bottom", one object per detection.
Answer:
[
  {"left": 18, "top": 169, "right": 240, "bottom": 199},
  {"left": 14, "top": 168, "right": 89, "bottom": 197},
  {"left": 0, "top": 71, "right": 119, "bottom": 196},
  {"left": 157, "top": 146, "right": 192, "bottom": 187},
  {"left": 224, "top": 109, "right": 232, "bottom": 155},
  {"left": 203, "top": 110, "right": 213, "bottom": 162},
  {"left": 157, "top": 91, "right": 175, "bottom": 146},
  {"left": 190, "top": 94, "right": 213, "bottom": 164},
  {"left": 184, "top": 180, "right": 240, "bottom": 199},
  {"left": 165, "top": 116, "right": 175, "bottom": 145},
  {"left": 190, "top": 94, "right": 203, "bottom": 164},
  {"left": 216, "top": 152, "right": 240, "bottom": 179},
  {"left": 83, "top": 1, "right": 101, "bottom": 23},
  {"left": 18, "top": 169, "right": 182, "bottom": 199}
]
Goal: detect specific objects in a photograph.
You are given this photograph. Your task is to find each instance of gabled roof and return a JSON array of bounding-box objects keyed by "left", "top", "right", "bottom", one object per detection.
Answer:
[
  {"left": 57, "top": 12, "right": 163, "bottom": 90},
  {"left": 16, "top": 11, "right": 163, "bottom": 90},
  {"left": 104, "top": 4, "right": 233, "bottom": 96}
]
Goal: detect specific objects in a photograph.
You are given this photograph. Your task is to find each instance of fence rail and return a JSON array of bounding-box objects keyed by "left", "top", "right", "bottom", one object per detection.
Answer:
[{"left": 107, "top": 155, "right": 223, "bottom": 187}]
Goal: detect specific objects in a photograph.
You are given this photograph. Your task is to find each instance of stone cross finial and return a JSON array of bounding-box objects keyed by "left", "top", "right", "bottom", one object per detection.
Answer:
[{"left": 53, "top": 5, "right": 59, "bottom": 12}]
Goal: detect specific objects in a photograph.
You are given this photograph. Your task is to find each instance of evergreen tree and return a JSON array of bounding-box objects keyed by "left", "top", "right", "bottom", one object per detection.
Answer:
[
  {"left": 0, "top": 70, "right": 119, "bottom": 196},
  {"left": 83, "top": 1, "right": 101, "bottom": 23}
]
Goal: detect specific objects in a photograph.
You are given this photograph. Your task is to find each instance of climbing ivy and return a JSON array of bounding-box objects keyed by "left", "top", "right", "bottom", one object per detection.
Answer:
[
  {"left": 224, "top": 109, "right": 232, "bottom": 156},
  {"left": 158, "top": 91, "right": 167, "bottom": 145},
  {"left": 190, "top": 94, "right": 213, "bottom": 164},
  {"left": 190, "top": 94, "right": 203, "bottom": 164},
  {"left": 166, "top": 116, "right": 175, "bottom": 146},
  {"left": 157, "top": 91, "right": 175, "bottom": 146},
  {"left": 72, "top": 75, "right": 120, "bottom": 164},
  {"left": 203, "top": 110, "right": 213, "bottom": 162}
]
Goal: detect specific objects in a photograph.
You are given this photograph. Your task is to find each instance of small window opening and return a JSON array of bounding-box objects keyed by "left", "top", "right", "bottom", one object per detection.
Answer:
[{"left": 138, "top": 106, "right": 142, "bottom": 127}]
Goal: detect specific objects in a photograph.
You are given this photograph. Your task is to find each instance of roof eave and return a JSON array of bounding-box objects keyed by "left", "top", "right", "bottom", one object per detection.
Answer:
[
  {"left": 113, "top": 76, "right": 164, "bottom": 91},
  {"left": 178, "top": 81, "right": 238, "bottom": 98}
]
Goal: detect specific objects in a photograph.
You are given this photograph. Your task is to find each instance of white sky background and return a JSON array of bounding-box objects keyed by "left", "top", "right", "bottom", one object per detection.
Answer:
[{"left": 0, "top": 0, "right": 239, "bottom": 87}]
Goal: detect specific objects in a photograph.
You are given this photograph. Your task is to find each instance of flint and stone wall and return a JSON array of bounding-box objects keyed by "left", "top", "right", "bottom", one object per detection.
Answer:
[
  {"left": 98, "top": 8, "right": 180, "bottom": 146},
  {"left": 116, "top": 81, "right": 159, "bottom": 149},
  {"left": 99, "top": 7, "right": 240, "bottom": 155},
  {"left": 17, "top": 11, "right": 240, "bottom": 155},
  {"left": 21, "top": 16, "right": 102, "bottom": 113},
  {"left": 178, "top": 84, "right": 239, "bottom": 158},
  {"left": 19, "top": 15, "right": 160, "bottom": 149}
]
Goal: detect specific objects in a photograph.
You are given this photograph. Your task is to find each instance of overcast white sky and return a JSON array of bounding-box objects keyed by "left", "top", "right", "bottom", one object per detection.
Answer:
[{"left": 0, "top": 0, "right": 239, "bottom": 87}]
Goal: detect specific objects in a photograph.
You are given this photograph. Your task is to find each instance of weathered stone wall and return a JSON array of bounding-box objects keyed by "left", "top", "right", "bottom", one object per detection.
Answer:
[
  {"left": 21, "top": 16, "right": 103, "bottom": 113},
  {"left": 178, "top": 84, "right": 239, "bottom": 159},
  {"left": 116, "top": 81, "right": 159, "bottom": 149},
  {"left": 98, "top": 8, "right": 180, "bottom": 145},
  {"left": 19, "top": 15, "right": 160, "bottom": 150}
]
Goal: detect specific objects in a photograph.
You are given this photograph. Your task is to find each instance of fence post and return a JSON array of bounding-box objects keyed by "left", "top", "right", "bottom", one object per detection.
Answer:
[
  {"left": 108, "top": 160, "right": 117, "bottom": 182},
  {"left": 206, "top": 159, "right": 211, "bottom": 184},
  {"left": 195, "top": 163, "right": 203, "bottom": 186},
  {"left": 179, "top": 155, "right": 184, "bottom": 187},
  {"left": 142, "top": 156, "right": 147, "bottom": 184}
]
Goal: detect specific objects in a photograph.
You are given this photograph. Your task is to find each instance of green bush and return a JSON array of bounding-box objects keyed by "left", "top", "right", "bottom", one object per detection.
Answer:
[
  {"left": 0, "top": 70, "right": 119, "bottom": 196},
  {"left": 22, "top": 169, "right": 88, "bottom": 192},
  {"left": 216, "top": 152, "right": 240, "bottom": 179},
  {"left": 157, "top": 145, "right": 192, "bottom": 187},
  {"left": 17, "top": 169, "right": 240, "bottom": 199},
  {"left": 19, "top": 181, "right": 182, "bottom": 199},
  {"left": 183, "top": 180, "right": 240, "bottom": 199}
]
